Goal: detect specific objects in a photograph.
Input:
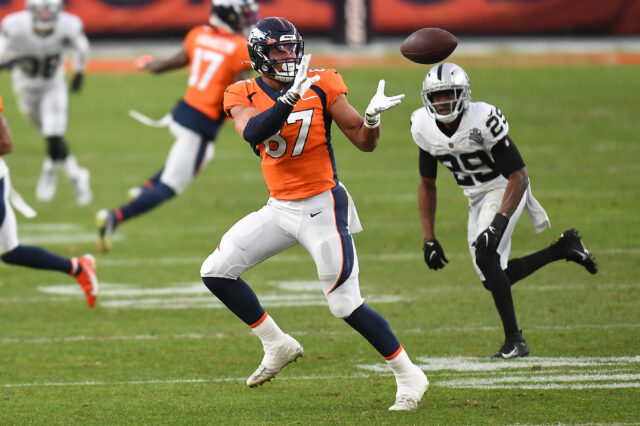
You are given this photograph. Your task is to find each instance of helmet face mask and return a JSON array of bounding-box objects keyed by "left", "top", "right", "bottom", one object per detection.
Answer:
[
  {"left": 209, "top": 0, "right": 258, "bottom": 36},
  {"left": 26, "top": 0, "right": 62, "bottom": 34},
  {"left": 247, "top": 17, "right": 304, "bottom": 83},
  {"left": 422, "top": 63, "right": 471, "bottom": 124}
]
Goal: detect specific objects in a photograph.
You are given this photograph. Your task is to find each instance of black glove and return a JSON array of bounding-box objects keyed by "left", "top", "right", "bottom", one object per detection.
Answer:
[
  {"left": 423, "top": 239, "right": 448, "bottom": 270},
  {"left": 473, "top": 213, "right": 509, "bottom": 253},
  {"left": 71, "top": 72, "right": 84, "bottom": 93}
]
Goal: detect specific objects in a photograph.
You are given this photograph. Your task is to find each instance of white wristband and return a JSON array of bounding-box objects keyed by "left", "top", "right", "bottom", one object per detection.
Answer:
[{"left": 364, "top": 113, "right": 380, "bottom": 129}]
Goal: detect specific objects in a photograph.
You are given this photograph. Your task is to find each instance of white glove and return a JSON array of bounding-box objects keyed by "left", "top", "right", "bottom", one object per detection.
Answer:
[
  {"left": 364, "top": 80, "right": 405, "bottom": 128},
  {"left": 279, "top": 54, "right": 321, "bottom": 106}
]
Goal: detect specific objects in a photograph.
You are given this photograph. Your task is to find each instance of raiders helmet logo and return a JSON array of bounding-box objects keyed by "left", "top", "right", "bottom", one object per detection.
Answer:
[{"left": 469, "top": 128, "right": 484, "bottom": 145}]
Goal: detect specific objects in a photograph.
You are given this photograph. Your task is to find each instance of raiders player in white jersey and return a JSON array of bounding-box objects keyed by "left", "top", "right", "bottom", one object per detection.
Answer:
[
  {"left": 0, "top": 0, "right": 91, "bottom": 205},
  {"left": 411, "top": 62, "right": 597, "bottom": 359}
]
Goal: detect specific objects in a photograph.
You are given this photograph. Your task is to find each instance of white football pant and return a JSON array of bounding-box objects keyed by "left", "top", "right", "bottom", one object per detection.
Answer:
[
  {"left": 0, "top": 161, "right": 20, "bottom": 254},
  {"left": 201, "top": 184, "right": 365, "bottom": 319},
  {"left": 160, "top": 121, "right": 215, "bottom": 194},
  {"left": 467, "top": 185, "right": 526, "bottom": 280},
  {"left": 12, "top": 78, "right": 68, "bottom": 137}
]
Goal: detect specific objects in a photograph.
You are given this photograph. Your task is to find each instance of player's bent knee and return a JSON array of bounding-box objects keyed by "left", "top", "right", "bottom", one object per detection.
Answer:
[
  {"left": 475, "top": 249, "right": 499, "bottom": 272},
  {"left": 200, "top": 248, "right": 240, "bottom": 279},
  {"left": 327, "top": 296, "right": 360, "bottom": 319},
  {"left": 326, "top": 288, "right": 362, "bottom": 319}
]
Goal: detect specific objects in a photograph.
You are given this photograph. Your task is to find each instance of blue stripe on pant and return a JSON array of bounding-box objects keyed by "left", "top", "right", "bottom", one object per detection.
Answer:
[
  {"left": 0, "top": 178, "right": 5, "bottom": 228},
  {"left": 192, "top": 137, "right": 209, "bottom": 176},
  {"left": 327, "top": 184, "right": 355, "bottom": 294}
]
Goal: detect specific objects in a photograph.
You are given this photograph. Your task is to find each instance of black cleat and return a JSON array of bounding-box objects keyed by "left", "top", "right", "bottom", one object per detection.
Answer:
[
  {"left": 557, "top": 229, "right": 598, "bottom": 274},
  {"left": 492, "top": 339, "right": 530, "bottom": 359}
]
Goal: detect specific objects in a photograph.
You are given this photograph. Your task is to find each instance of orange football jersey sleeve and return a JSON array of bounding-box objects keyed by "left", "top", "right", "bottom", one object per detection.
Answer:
[
  {"left": 224, "top": 69, "right": 350, "bottom": 200},
  {"left": 182, "top": 26, "right": 251, "bottom": 121}
]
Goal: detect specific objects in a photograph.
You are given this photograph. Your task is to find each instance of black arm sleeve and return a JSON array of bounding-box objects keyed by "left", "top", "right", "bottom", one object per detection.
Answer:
[
  {"left": 419, "top": 148, "right": 438, "bottom": 179},
  {"left": 242, "top": 99, "right": 294, "bottom": 148},
  {"left": 490, "top": 135, "right": 526, "bottom": 178}
]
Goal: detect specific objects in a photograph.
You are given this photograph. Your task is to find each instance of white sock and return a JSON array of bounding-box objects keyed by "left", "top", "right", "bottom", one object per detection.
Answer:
[
  {"left": 386, "top": 348, "right": 415, "bottom": 377},
  {"left": 41, "top": 157, "right": 56, "bottom": 172},
  {"left": 61, "top": 155, "right": 81, "bottom": 178},
  {"left": 251, "top": 314, "right": 286, "bottom": 346}
]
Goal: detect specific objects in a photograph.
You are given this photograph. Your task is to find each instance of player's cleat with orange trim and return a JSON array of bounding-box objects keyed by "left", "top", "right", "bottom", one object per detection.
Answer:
[
  {"left": 246, "top": 334, "right": 303, "bottom": 387},
  {"left": 557, "top": 229, "right": 597, "bottom": 274},
  {"left": 95, "top": 209, "right": 115, "bottom": 252},
  {"left": 389, "top": 365, "right": 429, "bottom": 411},
  {"left": 73, "top": 254, "right": 98, "bottom": 308}
]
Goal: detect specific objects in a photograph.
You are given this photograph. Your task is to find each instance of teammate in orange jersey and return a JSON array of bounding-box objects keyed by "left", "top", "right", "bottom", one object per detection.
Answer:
[
  {"left": 0, "top": 95, "right": 98, "bottom": 308},
  {"left": 95, "top": 0, "right": 259, "bottom": 252},
  {"left": 199, "top": 17, "right": 428, "bottom": 411}
]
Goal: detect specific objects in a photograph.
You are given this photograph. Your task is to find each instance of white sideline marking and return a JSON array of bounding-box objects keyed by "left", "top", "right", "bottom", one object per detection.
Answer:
[
  {"left": 3, "top": 324, "right": 639, "bottom": 345},
  {"left": 35, "top": 281, "right": 404, "bottom": 310},
  {"left": 443, "top": 373, "right": 640, "bottom": 384},
  {"left": 359, "top": 356, "right": 640, "bottom": 373},
  {"left": 0, "top": 374, "right": 373, "bottom": 389},
  {"left": 451, "top": 383, "right": 640, "bottom": 389},
  {"left": 360, "top": 356, "right": 640, "bottom": 390},
  {"left": 98, "top": 294, "right": 404, "bottom": 309},
  {"left": 37, "top": 282, "right": 209, "bottom": 296},
  {"left": 0, "top": 333, "right": 225, "bottom": 344}
]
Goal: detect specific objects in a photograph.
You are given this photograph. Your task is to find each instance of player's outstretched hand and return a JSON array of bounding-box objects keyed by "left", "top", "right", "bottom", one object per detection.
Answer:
[
  {"left": 364, "top": 80, "right": 405, "bottom": 128},
  {"left": 423, "top": 239, "right": 448, "bottom": 270},
  {"left": 71, "top": 72, "right": 84, "bottom": 93},
  {"left": 281, "top": 54, "right": 320, "bottom": 106},
  {"left": 134, "top": 54, "right": 153, "bottom": 70},
  {"left": 473, "top": 213, "right": 509, "bottom": 253}
]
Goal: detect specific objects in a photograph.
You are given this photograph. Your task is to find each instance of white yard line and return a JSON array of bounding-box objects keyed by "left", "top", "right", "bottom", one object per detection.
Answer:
[{"left": 2, "top": 324, "right": 639, "bottom": 345}]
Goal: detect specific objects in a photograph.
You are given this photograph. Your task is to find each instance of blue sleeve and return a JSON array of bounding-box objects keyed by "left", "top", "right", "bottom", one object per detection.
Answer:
[{"left": 242, "top": 99, "right": 294, "bottom": 148}]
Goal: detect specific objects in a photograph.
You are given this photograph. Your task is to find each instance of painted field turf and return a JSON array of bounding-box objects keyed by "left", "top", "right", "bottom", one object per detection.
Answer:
[{"left": 0, "top": 62, "right": 638, "bottom": 424}]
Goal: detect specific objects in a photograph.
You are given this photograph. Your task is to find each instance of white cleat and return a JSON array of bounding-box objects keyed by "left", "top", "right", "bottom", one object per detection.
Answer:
[
  {"left": 72, "top": 168, "right": 93, "bottom": 206},
  {"left": 246, "top": 334, "right": 304, "bottom": 388},
  {"left": 389, "top": 365, "right": 429, "bottom": 411},
  {"left": 36, "top": 159, "right": 57, "bottom": 202}
]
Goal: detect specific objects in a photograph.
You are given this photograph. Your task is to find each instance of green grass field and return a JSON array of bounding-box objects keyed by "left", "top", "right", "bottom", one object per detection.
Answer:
[{"left": 0, "top": 59, "right": 638, "bottom": 424}]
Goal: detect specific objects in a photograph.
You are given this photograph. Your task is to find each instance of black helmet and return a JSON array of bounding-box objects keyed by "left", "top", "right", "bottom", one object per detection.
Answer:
[
  {"left": 210, "top": 0, "right": 259, "bottom": 34},
  {"left": 247, "top": 17, "right": 304, "bottom": 83}
]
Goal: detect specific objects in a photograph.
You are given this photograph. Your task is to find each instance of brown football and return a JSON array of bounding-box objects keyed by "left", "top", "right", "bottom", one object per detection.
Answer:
[{"left": 400, "top": 28, "right": 458, "bottom": 64}]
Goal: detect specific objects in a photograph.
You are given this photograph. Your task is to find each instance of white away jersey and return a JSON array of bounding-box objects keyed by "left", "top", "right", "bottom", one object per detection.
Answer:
[
  {"left": 0, "top": 11, "right": 87, "bottom": 88},
  {"left": 411, "top": 101, "right": 510, "bottom": 197}
]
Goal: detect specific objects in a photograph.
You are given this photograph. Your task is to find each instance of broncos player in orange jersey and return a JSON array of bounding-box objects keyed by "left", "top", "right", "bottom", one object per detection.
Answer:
[
  {"left": 0, "top": 95, "right": 98, "bottom": 308},
  {"left": 199, "top": 17, "right": 428, "bottom": 411},
  {"left": 95, "top": 0, "right": 259, "bottom": 252}
]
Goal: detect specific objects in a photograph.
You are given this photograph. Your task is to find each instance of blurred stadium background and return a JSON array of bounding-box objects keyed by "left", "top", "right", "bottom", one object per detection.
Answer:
[
  {"left": 1, "top": 0, "right": 639, "bottom": 424},
  {"left": 3, "top": 0, "right": 640, "bottom": 56}
]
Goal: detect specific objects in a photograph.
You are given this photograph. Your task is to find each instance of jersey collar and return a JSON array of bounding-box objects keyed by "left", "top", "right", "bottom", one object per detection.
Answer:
[{"left": 256, "top": 76, "right": 294, "bottom": 102}]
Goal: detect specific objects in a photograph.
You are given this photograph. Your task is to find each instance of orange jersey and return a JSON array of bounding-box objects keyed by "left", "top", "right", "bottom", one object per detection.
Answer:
[
  {"left": 182, "top": 25, "right": 251, "bottom": 121},
  {"left": 224, "top": 69, "right": 348, "bottom": 200}
]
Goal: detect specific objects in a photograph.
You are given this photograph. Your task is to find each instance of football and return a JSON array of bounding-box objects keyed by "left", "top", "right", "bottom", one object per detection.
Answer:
[{"left": 400, "top": 28, "right": 458, "bottom": 64}]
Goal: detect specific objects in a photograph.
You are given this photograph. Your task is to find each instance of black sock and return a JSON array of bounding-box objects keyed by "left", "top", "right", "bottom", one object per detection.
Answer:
[
  {"left": 119, "top": 182, "right": 176, "bottom": 222},
  {"left": 344, "top": 303, "right": 401, "bottom": 358},
  {"left": 1, "top": 245, "right": 72, "bottom": 274},
  {"left": 46, "top": 136, "right": 69, "bottom": 161},
  {"left": 477, "top": 251, "right": 519, "bottom": 336},
  {"left": 505, "top": 243, "right": 563, "bottom": 285},
  {"left": 201, "top": 276, "right": 265, "bottom": 326}
]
